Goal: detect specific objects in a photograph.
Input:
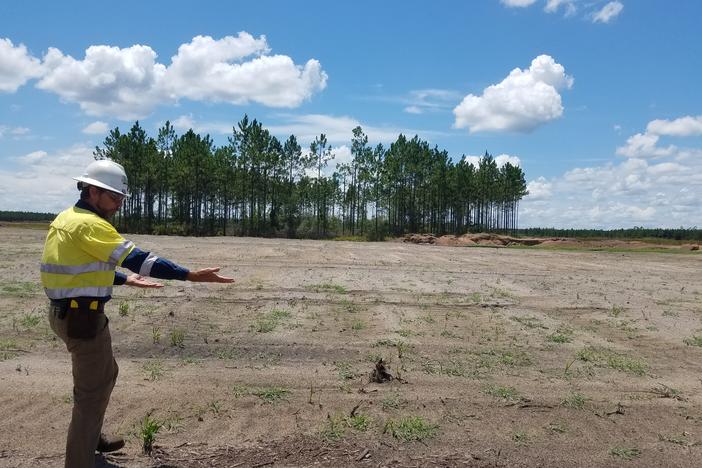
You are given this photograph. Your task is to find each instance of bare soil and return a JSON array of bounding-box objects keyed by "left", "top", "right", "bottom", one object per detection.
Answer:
[{"left": 1, "top": 226, "right": 702, "bottom": 467}]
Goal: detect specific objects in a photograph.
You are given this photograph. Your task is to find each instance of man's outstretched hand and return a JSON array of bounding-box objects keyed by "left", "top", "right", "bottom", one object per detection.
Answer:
[
  {"left": 187, "top": 267, "right": 235, "bottom": 283},
  {"left": 126, "top": 274, "right": 164, "bottom": 288}
]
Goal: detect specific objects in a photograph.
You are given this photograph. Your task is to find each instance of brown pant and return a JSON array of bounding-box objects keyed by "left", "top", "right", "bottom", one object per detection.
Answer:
[{"left": 49, "top": 304, "right": 119, "bottom": 468}]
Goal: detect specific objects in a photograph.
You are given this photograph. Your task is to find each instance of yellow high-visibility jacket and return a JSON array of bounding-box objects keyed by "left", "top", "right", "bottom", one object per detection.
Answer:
[{"left": 41, "top": 205, "right": 134, "bottom": 300}]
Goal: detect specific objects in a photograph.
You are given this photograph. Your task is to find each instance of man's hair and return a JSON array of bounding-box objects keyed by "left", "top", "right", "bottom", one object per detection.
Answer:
[{"left": 78, "top": 182, "right": 91, "bottom": 200}]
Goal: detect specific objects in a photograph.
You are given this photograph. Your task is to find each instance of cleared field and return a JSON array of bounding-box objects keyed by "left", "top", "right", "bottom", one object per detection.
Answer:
[{"left": 1, "top": 226, "right": 701, "bottom": 467}]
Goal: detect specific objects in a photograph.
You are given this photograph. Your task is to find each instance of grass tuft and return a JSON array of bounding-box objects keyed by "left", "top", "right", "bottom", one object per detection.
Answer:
[
  {"left": 384, "top": 416, "right": 438, "bottom": 442},
  {"left": 610, "top": 446, "right": 641, "bottom": 460},
  {"left": 252, "top": 386, "right": 290, "bottom": 404}
]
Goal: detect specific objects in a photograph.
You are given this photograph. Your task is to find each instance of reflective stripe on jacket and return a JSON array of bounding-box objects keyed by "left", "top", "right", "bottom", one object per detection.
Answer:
[{"left": 40, "top": 206, "right": 134, "bottom": 300}]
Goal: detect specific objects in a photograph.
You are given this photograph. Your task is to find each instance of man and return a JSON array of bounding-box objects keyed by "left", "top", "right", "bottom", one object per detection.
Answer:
[{"left": 40, "top": 159, "right": 234, "bottom": 468}]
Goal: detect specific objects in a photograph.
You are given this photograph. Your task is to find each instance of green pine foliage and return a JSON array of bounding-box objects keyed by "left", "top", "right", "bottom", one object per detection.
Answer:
[{"left": 93, "top": 117, "right": 530, "bottom": 238}]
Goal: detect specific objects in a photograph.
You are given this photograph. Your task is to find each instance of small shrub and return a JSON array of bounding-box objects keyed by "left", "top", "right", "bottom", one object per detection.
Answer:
[{"left": 118, "top": 301, "right": 129, "bottom": 317}]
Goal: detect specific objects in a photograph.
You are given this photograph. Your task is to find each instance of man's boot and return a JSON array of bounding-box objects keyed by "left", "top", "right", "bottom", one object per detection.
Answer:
[{"left": 96, "top": 433, "right": 125, "bottom": 453}]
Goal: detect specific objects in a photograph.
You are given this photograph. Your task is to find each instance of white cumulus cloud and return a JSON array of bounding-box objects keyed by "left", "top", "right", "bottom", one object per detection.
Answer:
[
  {"left": 14, "top": 33, "right": 327, "bottom": 120},
  {"left": 0, "top": 145, "right": 95, "bottom": 212},
  {"left": 521, "top": 115, "right": 702, "bottom": 228},
  {"left": 500, "top": 0, "right": 538, "bottom": 7},
  {"left": 615, "top": 133, "right": 677, "bottom": 159},
  {"left": 544, "top": 0, "right": 577, "bottom": 16},
  {"left": 165, "top": 34, "right": 327, "bottom": 108},
  {"left": 37, "top": 44, "right": 169, "bottom": 120},
  {"left": 0, "top": 125, "right": 31, "bottom": 138},
  {"left": 525, "top": 177, "right": 552, "bottom": 201},
  {"left": 0, "top": 38, "right": 43, "bottom": 92},
  {"left": 646, "top": 115, "right": 702, "bottom": 137},
  {"left": 453, "top": 55, "right": 573, "bottom": 133},
  {"left": 463, "top": 153, "right": 522, "bottom": 168},
  {"left": 82, "top": 121, "right": 110, "bottom": 135},
  {"left": 592, "top": 1, "right": 624, "bottom": 24}
]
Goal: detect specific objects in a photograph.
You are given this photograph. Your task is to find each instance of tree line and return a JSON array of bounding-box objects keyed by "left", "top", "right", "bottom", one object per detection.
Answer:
[
  {"left": 516, "top": 227, "right": 702, "bottom": 242},
  {"left": 92, "top": 117, "right": 529, "bottom": 239},
  {"left": 0, "top": 211, "right": 56, "bottom": 222}
]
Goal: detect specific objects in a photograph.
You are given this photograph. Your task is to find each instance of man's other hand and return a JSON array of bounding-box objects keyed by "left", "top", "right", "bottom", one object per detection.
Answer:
[
  {"left": 187, "top": 267, "right": 235, "bottom": 283},
  {"left": 125, "top": 274, "right": 164, "bottom": 288}
]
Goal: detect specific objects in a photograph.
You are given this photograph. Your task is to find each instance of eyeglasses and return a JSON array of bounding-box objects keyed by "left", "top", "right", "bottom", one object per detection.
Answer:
[{"left": 100, "top": 189, "right": 125, "bottom": 203}]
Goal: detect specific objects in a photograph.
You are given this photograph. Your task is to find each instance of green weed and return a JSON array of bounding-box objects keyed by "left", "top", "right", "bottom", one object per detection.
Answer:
[
  {"left": 384, "top": 416, "right": 438, "bottom": 442},
  {"left": 118, "top": 301, "right": 129, "bottom": 317},
  {"left": 658, "top": 433, "right": 691, "bottom": 446},
  {"left": 512, "top": 430, "right": 529, "bottom": 446},
  {"left": 381, "top": 393, "right": 404, "bottom": 411},
  {"left": 320, "top": 414, "right": 346, "bottom": 441},
  {"left": 169, "top": 328, "right": 185, "bottom": 348},
  {"left": 142, "top": 360, "right": 164, "bottom": 381},
  {"left": 18, "top": 311, "right": 41, "bottom": 329},
  {"left": 510, "top": 316, "right": 548, "bottom": 329},
  {"left": 548, "top": 333, "right": 572, "bottom": 343},
  {"left": 151, "top": 327, "right": 161, "bottom": 344},
  {"left": 683, "top": 335, "right": 702, "bottom": 347},
  {"left": 252, "top": 386, "right": 290, "bottom": 404},
  {"left": 334, "top": 361, "right": 358, "bottom": 381},
  {"left": 484, "top": 384, "right": 520, "bottom": 402},
  {"left": 0, "top": 339, "right": 18, "bottom": 361},
  {"left": 306, "top": 283, "right": 347, "bottom": 294},
  {"left": 610, "top": 446, "right": 640, "bottom": 460},
  {"left": 251, "top": 308, "right": 291, "bottom": 333},
  {"left": 231, "top": 385, "right": 250, "bottom": 398},
  {"left": 576, "top": 347, "right": 648, "bottom": 376},
  {"left": 208, "top": 400, "right": 223, "bottom": 415},
  {"left": 140, "top": 414, "right": 162, "bottom": 454},
  {"left": 561, "top": 392, "right": 588, "bottom": 409},
  {"left": 346, "top": 414, "right": 371, "bottom": 431}
]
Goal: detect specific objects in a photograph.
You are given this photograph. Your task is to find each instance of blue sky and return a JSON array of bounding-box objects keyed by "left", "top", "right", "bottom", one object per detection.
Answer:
[{"left": 1, "top": 0, "right": 701, "bottom": 228}]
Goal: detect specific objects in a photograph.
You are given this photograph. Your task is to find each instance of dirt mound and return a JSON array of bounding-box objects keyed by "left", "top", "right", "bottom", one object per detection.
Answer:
[
  {"left": 403, "top": 233, "right": 701, "bottom": 251},
  {"left": 402, "top": 233, "right": 437, "bottom": 244},
  {"left": 404, "top": 233, "right": 554, "bottom": 247}
]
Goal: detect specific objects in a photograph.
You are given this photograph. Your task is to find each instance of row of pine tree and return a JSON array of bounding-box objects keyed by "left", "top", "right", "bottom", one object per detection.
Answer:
[{"left": 94, "top": 117, "right": 528, "bottom": 238}]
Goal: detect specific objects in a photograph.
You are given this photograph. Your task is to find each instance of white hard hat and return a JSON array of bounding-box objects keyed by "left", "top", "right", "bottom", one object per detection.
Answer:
[{"left": 73, "top": 159, "right": 130, "bottom": 197}]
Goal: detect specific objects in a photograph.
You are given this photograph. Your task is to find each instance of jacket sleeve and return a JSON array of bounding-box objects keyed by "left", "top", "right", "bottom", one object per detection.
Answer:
[
  {"left": 120, "top": 247, "right": 189, "bottom": 280},
  {"left": 114, "top": 271, "right": 127, "bottom": 285}
]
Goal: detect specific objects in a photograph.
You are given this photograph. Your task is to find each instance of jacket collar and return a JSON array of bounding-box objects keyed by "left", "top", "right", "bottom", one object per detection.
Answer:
[{"left": 75, "top": 199, "right": 104, "bottom": 219}]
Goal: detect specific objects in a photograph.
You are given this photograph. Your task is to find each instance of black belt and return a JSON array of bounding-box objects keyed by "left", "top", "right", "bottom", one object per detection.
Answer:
[{"left": 50, "top": 298, "right": 106, "bottom": 316}]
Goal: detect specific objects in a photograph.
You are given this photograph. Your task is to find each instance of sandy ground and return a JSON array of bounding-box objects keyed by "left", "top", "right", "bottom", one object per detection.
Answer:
[{"left": 1, "top": 226, "right": 702, "bottom": 467}]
